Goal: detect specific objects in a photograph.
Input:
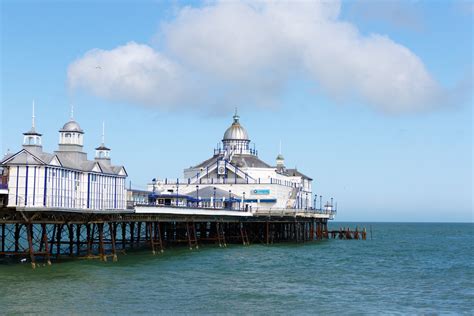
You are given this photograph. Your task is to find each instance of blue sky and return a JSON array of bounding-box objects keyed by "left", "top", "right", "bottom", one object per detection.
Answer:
[{"left": 1, "top": 0, "right": 472, "bottom": 222}]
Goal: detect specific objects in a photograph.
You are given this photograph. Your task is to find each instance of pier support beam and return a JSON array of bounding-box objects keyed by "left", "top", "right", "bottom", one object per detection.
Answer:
[
  {"left": 42, "top": 223, "right": 51, "bottom": 265},
  {"left": 26, "top": 223, "right": 36, "bottom": 269}
]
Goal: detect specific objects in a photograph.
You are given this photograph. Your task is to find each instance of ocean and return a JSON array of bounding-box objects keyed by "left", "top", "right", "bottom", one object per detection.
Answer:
[{"left": 0, "top": 223, "right": 472, "bottom": 314}]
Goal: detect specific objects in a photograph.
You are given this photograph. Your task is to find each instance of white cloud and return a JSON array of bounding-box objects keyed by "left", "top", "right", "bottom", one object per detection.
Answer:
[{"left": 68, "top": 0, "right": 445, "bottom": 114}]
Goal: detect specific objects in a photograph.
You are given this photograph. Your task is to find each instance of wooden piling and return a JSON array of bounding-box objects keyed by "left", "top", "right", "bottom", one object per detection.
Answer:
[
  {"left": 27, "top": 223, "right": 36, "bottom": 269},
  {"left": 109, "top": 222, "right": 117, "bottom": 261},
  {"left": 42, "top": 223, "right": 51, "bottom": 265}
]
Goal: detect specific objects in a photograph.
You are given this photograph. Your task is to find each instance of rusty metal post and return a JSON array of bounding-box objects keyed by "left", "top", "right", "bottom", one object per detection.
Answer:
[
  {"left": 75, "top": 224, "right": 81, "bottom": 256},
  {"left": 1, "top": 223, "right": 5, "bottom": 252},
  {"left": 56, "top": 224, "right": 63, "bottom": 258},
  {"left": 26, "top": 223, "right": 36, "bottom": 269},
  {"left": 68, "top": 224, "right": 74, "bottom": 256},
  {"left": 157, "top": 222, "right": 164, "bottom": 253},
  {"left": 14, "top": 223, "right": 20, "bottom": 253},
  {"left": 122, "top": 222, "right": 126, "bottom": 249},
  {"left": 87, "top": 224, "right": 95, "bottom": 257},
  {"left": 130, "top": 222, "right": 135, "bottom": 248},
  {"left": 136, "top": 222, "right": 142, "bottom": 246},
  {"left": 98, "top": 223, "right": 106, "bottom": 262},
  {"left": 148, "top": 222, "right": 156, "bottom": 255},
  {"left": 266, "top": 221, "right": 269, "bottom": 245},
  {"left": 109, "top": 222, "right": 117, "bottom": 261},
  {"left": 42, "top": 223, "right": 52, "bottom": 265}
]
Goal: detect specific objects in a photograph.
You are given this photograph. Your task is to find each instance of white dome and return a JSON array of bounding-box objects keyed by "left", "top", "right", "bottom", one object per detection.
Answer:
[
  {"left": 223, "top": 113, "right": 249, "bottom": 141},
  {"left": 60, "top": 120, "right": 83, "bottom": 133}
]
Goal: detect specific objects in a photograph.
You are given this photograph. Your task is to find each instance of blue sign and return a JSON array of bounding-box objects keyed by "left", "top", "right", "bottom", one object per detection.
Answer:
[{"left": 252, "top": 189, "right": 270, "bottom": 195}]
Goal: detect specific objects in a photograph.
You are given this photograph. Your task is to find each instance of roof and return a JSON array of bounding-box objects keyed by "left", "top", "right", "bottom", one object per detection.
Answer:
[
  {"left": 1, "top": 148, "right": 126, "bottom": 176},
  {"left": 95, "top": 145, "right": 111, "bottom": 151},
  {"left": 23, "top": 128, "right": 42, "bottom": 136},
  {"left": 60, "top": 120, "right": 84, "bottom": 133},
  {"left": 223, "top": 113, "right": 249, "bottom": 141},
  {"left": 286, "top": 168, "right": 313, "bottom": 181},
  {"left": 186, "top": 186, "right": 241, "bottom": 199},
  {"left": 192, "top": 154, "right": 271, "bottom": 169}
]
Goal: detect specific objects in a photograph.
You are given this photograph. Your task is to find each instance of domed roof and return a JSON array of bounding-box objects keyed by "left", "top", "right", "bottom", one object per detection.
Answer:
[
  {"left": 60, "top": 120, "right": 84, "bottom": 133},
  {"left": 223, "top": 111, "right": 249, "bottom": 141},
  {"left": 276, "top": 154, "right": 284, "bottom": 160}
]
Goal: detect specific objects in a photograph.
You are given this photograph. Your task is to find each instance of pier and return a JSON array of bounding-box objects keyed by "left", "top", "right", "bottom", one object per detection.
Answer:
[
  {"left": 0, "top": 110, "right": 356, "bottom": 269},
  {"left": 0, "top": 205, "right": 339, "bottom": 268}
]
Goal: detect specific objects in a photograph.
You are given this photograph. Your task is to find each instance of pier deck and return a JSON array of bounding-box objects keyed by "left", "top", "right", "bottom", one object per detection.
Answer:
[{"left": 0, "top": 205, "right": 339, "bottom": 268}]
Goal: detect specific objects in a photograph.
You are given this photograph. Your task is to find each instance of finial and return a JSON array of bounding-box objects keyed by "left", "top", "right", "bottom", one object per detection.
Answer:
[
  {"left": 233, "top": 107, "right": 239, "bottom": 123},
  {"left": 70, "top": 104, "right": 74, "bottom": 120},
  {"left": 32, "top": 100, "right": 36, "bottom": 130},
  {"left": 102, "top": 121, "right": 105, "bottom": 145},
  {"left": 279, "top": 140, "right": 282, "bottom": 155}
]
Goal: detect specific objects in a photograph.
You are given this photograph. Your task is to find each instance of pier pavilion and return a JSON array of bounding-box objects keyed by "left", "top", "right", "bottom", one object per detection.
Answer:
[{"left": 153, "top": 110, "right": 319, "bottom": 212}]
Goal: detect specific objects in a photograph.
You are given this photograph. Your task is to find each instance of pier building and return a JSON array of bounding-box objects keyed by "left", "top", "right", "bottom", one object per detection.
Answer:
[
  {"left": 0, "top": 106, "right": 127, "bottom": 210},
  {"left": 152, "top": 110, "right": 315, "bottom": 211}
]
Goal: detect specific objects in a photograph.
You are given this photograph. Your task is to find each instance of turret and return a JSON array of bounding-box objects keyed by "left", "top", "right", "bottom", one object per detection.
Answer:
[
  {"left": 276, "top": 141, "right": 285, "bottom": 172},
  {"left": 55, "top": 105, "right": 87, "bottom": 162},
  {"left": 22, "top": 100, "right": 43, "bottom": 155},
  {"left": 222, "top": 108, "right": 253, "bottom": 155},
  {"left": 95, "top": 122, "right": 111, "bottom": 166}
]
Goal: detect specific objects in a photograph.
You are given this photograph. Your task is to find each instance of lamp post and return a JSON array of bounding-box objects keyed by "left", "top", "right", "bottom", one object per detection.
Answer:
[
  {"left": 320, "top": 195, "right": 322, "bottom": 210},
  {"left": 314, "top": 194, "right": 317, "bottom": 211},
  {"left": 305, "top": 192, "right": 308, "bottom": 210},
  {"left": 176, "top": 183, "right": 179, "bottom": 207},
  {"left": 151, "top": 178, "right": 157, "bottom": 205},
  {"left": 152, "top": 178, "right": 156, "bottom": 193},
  {"left": 229, "top": 190, "right": 232, "bottom": 210},
  {"left": 213, "top": 187, "right": 216, "bottom": 208},
  {"left": 242, "top": 192, "right": 246, "bottom": 211},
  {"left": 196, "top": 185, "right": 199, "bottom": 207}
]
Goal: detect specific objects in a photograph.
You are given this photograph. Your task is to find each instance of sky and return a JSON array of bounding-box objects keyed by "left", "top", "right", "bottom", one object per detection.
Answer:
[{"left": 1, "top": 0, "right": 472, "bottom": 222}]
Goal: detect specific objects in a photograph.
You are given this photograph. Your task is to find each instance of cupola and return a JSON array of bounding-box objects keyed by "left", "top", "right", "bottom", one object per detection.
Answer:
[
  {"left": 22, "top": 101, "right": 43, "bottom": 154},
  {"left": 58, "top": 105, "right": 84, "bottom": 149},
  {"left": 95, "top": 122, "right": 111, "bottom": 165},
  {"left": 222, "top": 109, "right": 253, "bottom": 155}
]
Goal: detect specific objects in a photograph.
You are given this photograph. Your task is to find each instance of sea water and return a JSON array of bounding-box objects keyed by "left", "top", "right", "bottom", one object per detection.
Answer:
[{"left": 0, "top": 223, "right": 472, "bottom": 314}]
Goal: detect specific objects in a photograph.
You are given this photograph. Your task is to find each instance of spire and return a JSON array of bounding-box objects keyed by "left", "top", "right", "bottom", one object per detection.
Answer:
[
  {"left": 23, "top": 100, "right": 42, "bottom": 148},
  {"left": 233, "top": 107, "right": 240, "bottom": 123},
  {"left": 70, "top": 104, "right": 74, "bottom": 121},
  {"left": 32, "top": 100, "right": 36, "bottom": 130},
  {"left": 102, "top": 121, "right": 105, "bottom": 145},
  {"left": 276, "top": 140, "right": 285, "bottom": 168},
  {"left": 95, "top": 121, "right": 111, "bottom": 161}
]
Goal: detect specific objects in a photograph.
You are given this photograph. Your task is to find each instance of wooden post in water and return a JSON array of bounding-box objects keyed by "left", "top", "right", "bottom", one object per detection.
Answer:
[
  {"left": 266, "top": 221, "right": 269, "bottom": 245},
  {"left": 14, "top": 224, "right": 20, "bottom": 253},
  {"left": 109, "top": 222, "right": 117, "bottom": 261},
  {"left": 56, "top": 224, "right": 63, "bottom": 258},
  {"left": 149, "top": 222, "right": 156, "bottom": 254},
  {"left": 42, "top": 223, "right": 51, "bottom": 266},
  {"left": 76, "top": 224, "right": 81, "bottom": 256},
  {"left": 68, "top": 224, "right": 74, "bottom": 256},
  {"left": 26, "top": 223, "right": 36, "bottom": 269},
  {"left": 98, "top": 223, "right": 106, "bottom": 262}
]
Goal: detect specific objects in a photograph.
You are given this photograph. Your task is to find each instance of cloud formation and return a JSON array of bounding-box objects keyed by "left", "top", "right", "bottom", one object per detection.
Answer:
[{"left": 68, "top": 0, "right": 444, "bottom": 114}]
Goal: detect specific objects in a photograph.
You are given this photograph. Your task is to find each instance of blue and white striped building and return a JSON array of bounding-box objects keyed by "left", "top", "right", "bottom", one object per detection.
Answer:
[{"left": 0, "top": 107, "right": 127, "bottom": 210}]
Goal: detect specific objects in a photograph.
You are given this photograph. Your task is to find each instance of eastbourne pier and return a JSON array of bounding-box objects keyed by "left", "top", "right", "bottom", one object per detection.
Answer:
[{"left": 0, "top": 107, "right": 339, "bottom": 268}]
